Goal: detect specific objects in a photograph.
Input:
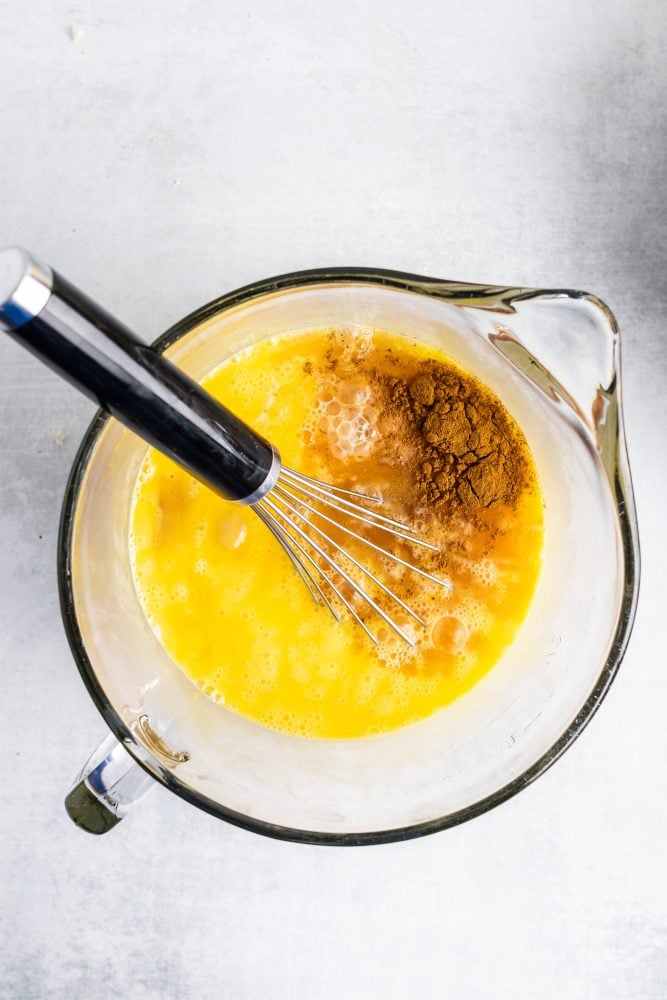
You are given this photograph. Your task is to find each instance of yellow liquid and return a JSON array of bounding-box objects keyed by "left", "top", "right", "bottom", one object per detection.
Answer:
[{"left": 130, "top": 328, "right": 543, "bottom": 739}]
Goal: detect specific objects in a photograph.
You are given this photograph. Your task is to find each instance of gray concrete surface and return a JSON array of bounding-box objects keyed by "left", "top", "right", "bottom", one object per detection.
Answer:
[{"left": 1, "top": 1, "right": 666, "bottom": 997}]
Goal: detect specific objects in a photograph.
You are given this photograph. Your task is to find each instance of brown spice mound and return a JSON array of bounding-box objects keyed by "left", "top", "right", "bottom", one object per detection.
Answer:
[{"left": 381, "top": 366, "right": 527, "bottom": 511}]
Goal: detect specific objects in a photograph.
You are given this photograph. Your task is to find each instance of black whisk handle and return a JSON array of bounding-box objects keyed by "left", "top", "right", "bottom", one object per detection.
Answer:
[{"left": 0, "top": 247, "right": 279, "bottom": 503}]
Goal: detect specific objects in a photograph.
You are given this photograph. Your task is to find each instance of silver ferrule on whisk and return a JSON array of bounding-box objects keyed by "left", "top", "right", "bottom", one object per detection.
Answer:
[{"left": 240, "top": 446, "right": 282, "bottom": 505}]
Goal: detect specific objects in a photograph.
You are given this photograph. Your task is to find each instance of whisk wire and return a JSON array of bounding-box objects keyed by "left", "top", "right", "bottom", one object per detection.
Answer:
[
  {"left": 274, "top": 496, "right": 425, "bottom": 632},
  {"left": 270, "top": 486, "right": 427, "bottom": 626},
  {"left": 258, "top": 503, "right": 382, "bottom": 645},
  {"left": 267, "top": 518, "right": 380, "bottom": 645},
  {"left": 280, "top": 468, "right": 425, "bottom": 537},
  {"left": 273, "top": 481, "right": 447, "bottom": 589},
  {"left": 255, "top": 505, "right": 339, "bottom": 618},
  {"left": 279, "top": 475, "right": 437, "bottom": 550},
  {"left": 280, "top": 468, "right": 383, "bottom": 505},
  {"left": 259, "top": 494, "right": 417, "bottom": 646}
]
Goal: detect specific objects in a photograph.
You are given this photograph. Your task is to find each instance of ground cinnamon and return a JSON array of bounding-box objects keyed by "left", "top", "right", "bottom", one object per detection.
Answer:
[
  {"left": 311, "top": 333, "right": 529, "bottom": 519},
  {"left": 412, "top": 367, "right": 524, "bottom": 508},
  {"left": 376, "top": 364, "right": 527, "bottom": 513}
]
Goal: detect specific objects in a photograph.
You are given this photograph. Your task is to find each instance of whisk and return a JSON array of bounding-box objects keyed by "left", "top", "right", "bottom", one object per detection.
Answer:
[{"left": 0, "top": 247, "right": 445, "bottom": 646}]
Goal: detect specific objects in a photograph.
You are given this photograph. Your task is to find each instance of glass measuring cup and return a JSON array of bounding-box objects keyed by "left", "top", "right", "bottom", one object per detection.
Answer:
[{"left": 60, "top": 268, "right": 639, "bottom": 841}]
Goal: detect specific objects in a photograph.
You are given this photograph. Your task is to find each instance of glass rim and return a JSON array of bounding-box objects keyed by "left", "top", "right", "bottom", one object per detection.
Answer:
[{"left": 57, "top": 266, "right": 640, "bottom": 845}]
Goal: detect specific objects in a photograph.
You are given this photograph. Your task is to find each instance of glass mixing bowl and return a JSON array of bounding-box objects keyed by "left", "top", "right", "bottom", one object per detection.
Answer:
[{"left": 61, "top": 268, "right": 639, "bottom": 841}]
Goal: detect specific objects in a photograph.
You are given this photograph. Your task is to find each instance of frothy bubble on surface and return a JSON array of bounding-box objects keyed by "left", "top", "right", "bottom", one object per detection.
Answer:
[
  {"left": 314, "top": 381, "right": 376, "bottom": 459},
  {"left": 469, "top": 557, "right": 499, "bottom": 587}
]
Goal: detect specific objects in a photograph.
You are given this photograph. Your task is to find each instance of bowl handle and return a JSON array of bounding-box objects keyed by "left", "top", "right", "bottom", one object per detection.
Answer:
[
  {"left": 477, "top": 290, "right": 621, "bottom": 441},
  {"left": 65, "top": 733, "right": 154, "bottom": 834}
]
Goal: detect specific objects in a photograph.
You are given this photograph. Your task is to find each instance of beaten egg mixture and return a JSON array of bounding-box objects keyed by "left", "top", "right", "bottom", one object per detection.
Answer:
[{"left": 130, "top": 328, "right": 543, "bottom": 739}]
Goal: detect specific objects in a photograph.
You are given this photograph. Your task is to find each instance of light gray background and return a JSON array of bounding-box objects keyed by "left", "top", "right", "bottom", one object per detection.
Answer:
[{"left": 1, "top": 1, "right": 665, "bottom": 998}]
